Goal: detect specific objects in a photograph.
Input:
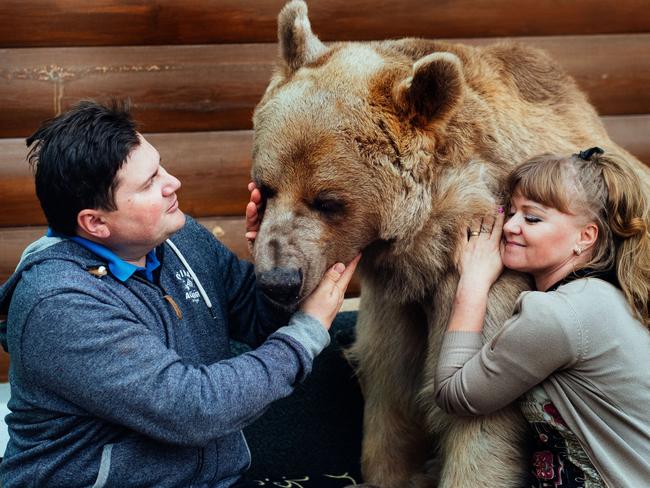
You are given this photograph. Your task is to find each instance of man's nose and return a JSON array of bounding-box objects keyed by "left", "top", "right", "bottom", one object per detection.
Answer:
[
  {"left": 257, "top": 267, "right": 303, "bottom": 305},
  {"left": 162, "top": 172, "right": 181, "bottom": 195}
]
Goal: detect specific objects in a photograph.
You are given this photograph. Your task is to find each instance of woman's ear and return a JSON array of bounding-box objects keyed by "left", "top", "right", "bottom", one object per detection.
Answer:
[
  {"left": 77, "top": 209, "right": 110, "bottom": 239},
  {"left": 578, "top": 222, "right": 599, "bottom": 251}
]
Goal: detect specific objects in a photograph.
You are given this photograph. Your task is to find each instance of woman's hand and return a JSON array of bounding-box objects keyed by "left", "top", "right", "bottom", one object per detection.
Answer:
[
  {"left": 301, "top": 254, "right": 361, "bottom": 331},
  {"left": 457, "top": 208, "right": 505, "bottom": 295},
  {"left": 446, "top": 208, "right": 505, "bottom": 333},
  {"left": 245, "top": 182, "right": 262, "bottom": 255}
]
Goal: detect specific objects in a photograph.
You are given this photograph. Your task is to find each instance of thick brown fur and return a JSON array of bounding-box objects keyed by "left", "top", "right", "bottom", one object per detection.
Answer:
[{"left": 249, "top": 1, "right": 649, "bottom": 486}]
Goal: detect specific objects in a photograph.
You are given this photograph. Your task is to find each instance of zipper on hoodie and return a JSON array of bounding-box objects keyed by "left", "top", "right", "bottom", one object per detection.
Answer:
[
  {"left": 129, "top": 275, "right": 180, "bottom": 346},
  {"left": 131, "top": 275, "right": 182, "bottom": 321}
]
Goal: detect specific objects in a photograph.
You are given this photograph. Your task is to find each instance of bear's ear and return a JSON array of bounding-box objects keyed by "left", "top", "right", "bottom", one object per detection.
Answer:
[
  {"left": 393, "top": 52, "right": 465, "bottom": 127},
  {"left": 278, "top": 0, "right": 327, "bottom": 72}
]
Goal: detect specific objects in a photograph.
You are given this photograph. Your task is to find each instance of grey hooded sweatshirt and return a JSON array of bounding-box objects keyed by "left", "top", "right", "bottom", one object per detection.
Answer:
[{"left": 0, "top": 216, "right": 330, "bottom": 488}]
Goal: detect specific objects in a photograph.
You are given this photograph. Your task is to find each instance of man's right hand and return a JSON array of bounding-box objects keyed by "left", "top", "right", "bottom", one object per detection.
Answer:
[
  {"left": 245, "top": 182, "right": 262, "bottom": 255},
  {"left": 300, "top": 255, "right": 361, "bottom": 330}
]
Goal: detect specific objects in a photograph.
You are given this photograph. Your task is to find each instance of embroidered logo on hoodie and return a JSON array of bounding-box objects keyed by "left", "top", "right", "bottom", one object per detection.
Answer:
[{"left": 175, "top": 269, "right": 200, "bottom": 304}]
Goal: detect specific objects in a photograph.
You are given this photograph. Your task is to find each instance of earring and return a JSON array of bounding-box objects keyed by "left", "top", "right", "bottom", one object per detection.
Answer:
[{"left": 574, "top": 246, "right": 583, "bottom": 256}]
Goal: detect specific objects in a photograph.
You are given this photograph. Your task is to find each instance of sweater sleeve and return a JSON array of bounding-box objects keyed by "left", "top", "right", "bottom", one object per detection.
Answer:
[
  {"left": 20, "top": 292, "right": 329, "bottom": 447},
  {"left": 435, "top": 291, "right": 584, "bottom": 415}
]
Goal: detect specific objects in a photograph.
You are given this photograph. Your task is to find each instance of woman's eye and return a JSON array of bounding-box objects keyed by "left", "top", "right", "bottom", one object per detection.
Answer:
[{"left": 524, "top": 215, "right": 542, "bottom": 223}]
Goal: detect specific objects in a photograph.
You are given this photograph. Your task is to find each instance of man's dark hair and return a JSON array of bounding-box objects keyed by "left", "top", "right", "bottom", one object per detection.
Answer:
[{"left": 26, "top": 100, "right": 140, "bottom": 236}]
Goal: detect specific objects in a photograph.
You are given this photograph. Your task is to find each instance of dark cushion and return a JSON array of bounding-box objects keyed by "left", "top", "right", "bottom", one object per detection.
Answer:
[{"left": 236, "top": 311, "right": 363, "bottom": 487}]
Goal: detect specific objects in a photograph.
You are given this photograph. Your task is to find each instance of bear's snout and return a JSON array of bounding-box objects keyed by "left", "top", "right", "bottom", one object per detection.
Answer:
[{"left": 257, "top": 267, "right": 303, "bottom": 305}]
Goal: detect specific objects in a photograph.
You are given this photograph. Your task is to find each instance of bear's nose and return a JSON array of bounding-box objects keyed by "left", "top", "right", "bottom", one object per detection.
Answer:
[{"left": 257, "top": 267, "right": 303, "bottom": 305}]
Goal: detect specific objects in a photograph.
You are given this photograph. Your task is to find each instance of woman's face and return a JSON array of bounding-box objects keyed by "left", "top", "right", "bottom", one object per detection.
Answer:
[{"left": 502, "top": 192, "right": 591, "bottom": 291}]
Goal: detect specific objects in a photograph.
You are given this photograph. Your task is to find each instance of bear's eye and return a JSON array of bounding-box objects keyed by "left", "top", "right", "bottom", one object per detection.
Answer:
[
  {"left": 312, "top": 195, "right": 346, "bottom": 215},
  {"left": 258, "top": 184, "right": 276, "bottom": 201}
]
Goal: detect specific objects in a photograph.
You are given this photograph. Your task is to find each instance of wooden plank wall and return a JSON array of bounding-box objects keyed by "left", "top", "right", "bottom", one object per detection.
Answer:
[{"left": 1, "top": 1, "right": 649, "bottom": 379}]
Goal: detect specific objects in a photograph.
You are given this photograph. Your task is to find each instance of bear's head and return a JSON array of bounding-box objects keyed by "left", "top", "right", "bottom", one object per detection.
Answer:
[{"left": 251, "top": 0, "right": 499, "bottom": 306}]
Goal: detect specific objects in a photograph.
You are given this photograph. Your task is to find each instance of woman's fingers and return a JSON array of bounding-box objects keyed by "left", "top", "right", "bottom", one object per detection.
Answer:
[
  {"left": 491, "top": 207, "right": 505, "bottom": 243},
  {"left": 468, "top": 217, "right": 482, "bottom": 239}
]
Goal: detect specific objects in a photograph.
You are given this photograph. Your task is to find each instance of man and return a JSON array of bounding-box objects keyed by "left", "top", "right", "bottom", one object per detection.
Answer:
[{"left": 0, "top": 101, "right": 358, "bottom": 487}]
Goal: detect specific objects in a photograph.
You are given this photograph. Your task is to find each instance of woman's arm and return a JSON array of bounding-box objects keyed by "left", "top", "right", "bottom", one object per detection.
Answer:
[{"left": 435, "top": 210, "right": 580, "bottom": 414}]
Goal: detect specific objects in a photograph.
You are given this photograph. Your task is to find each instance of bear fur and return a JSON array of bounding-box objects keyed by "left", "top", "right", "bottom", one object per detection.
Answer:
[{"left": 250, "top": 1, "right": 648, "bottom": 486}]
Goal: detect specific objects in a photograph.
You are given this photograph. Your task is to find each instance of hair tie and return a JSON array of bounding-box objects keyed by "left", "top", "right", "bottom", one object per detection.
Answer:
[{"left": 576, "top": 146, "right": 605, "bottom": 161}]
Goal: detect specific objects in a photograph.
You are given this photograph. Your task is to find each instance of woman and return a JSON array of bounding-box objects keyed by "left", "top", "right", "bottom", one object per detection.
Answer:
[{"left": 435, "top": 147, "right": 650, "bottom": 487}]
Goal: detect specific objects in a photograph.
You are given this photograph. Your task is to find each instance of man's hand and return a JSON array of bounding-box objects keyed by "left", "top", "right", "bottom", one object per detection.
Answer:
[
  {"left": 301, "top": 254, "right": 361, "bottom": 331},
  {"left": 245, "top": 182, "right": 262, "bottom": 255}
]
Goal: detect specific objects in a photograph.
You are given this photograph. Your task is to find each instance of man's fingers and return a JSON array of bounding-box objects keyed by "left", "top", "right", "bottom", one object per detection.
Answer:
[
  {"left": 246, "top": 201, "right": 257, "bottom": 220},
  {"left": 245, "top": 202, "right": 259, "bottom": 232},
  {"left": 245, "top": 231, "right": 257, "bottom": 240},
  {"left": 324, "top": 262, "right": 346, "bottom": 283},
  {"left": 336, "top": 254, "right": 361, "bottom": 290},
  {"left": 251, "top": 188, "right": 262, "bottom": 205},
  {"left": 248, "top": 181, "right": 256, "bottom": 192}
]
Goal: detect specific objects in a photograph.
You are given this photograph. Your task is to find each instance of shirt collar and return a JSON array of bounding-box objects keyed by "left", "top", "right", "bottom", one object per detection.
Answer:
[{"left": 46, "top": 229, "right": 160, "bottom": 282}]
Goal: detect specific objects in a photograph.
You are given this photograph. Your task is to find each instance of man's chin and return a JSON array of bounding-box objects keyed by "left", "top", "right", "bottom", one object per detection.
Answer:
[{"left": 161, "top": 211, "right": 186, "bottom": 242}]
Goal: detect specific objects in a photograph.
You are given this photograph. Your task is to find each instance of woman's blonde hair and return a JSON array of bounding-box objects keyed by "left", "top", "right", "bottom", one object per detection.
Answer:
[{"left": 505, "top": 149, "right": 650, "bottom": 327}]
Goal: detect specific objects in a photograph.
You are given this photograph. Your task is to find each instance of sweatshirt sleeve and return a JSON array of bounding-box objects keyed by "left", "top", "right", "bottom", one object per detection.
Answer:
[
  {"left": 20, "top": 291, "right": 329, "bottom": 447},
  {"left": 435, "top": 291, "right": 584, "bottom": 416}
]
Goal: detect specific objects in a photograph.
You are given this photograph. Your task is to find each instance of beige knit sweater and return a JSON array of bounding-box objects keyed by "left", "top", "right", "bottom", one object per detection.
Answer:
[{"left": 435, "top": 278, "right": 650, "bottom": 488}]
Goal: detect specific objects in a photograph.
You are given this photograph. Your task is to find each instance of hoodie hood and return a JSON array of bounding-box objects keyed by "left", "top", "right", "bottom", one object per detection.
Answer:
[{"left": 0, "top": 236, "right": 104, "bottom": 351}]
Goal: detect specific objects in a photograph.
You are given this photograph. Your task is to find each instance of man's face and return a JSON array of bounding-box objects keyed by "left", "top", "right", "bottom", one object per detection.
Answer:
[{"left": 102, "top": 134, "right": 185, "bottom": 258}]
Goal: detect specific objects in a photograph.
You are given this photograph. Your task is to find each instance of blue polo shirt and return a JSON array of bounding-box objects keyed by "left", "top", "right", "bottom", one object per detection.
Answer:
[{"left": 46, "top": 229, "right": 160, "bottom": 282}]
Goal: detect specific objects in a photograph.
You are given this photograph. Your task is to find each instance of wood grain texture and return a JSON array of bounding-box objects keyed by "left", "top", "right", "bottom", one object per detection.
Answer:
[
  {"left": 1, "top": 0, "right": 649, "bottom": 47},
  {"left": 1, "top": 34, "right": 649, "bottom": 137}
]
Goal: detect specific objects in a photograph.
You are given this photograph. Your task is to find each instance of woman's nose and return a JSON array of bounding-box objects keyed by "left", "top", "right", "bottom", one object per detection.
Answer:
[{"left": 503, "top": 215, "right": 520, "bottom": 234}]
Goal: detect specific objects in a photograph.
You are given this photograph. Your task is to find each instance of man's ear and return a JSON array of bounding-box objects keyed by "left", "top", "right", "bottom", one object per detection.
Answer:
[
  {"left": 77, "top": 209, "right": 110, "bottom": 239},
  {"left": 393, "top": 52, "right": 465, "bottom": 128},
  {"left": 278, "top": 0, "right": 327, "bottom": 73}
]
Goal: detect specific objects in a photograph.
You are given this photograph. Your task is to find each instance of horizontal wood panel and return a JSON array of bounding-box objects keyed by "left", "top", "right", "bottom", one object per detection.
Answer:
[
  {"left": 602, "top": 115, "right": 650, "bottom": 166},
  {"left": 1, "top": 0, "right": 649, "bottom": 47},
  {"left": 0, "top": 351, "right": 8, "bottom": 382},
  {"left": 2, "top": 114, "right": 648, "bottom": 227},
  {"left": 0, "top": 218, "right": 361, "bottom": 295},
  {"left": 1, "top": 34, "right": 649, "bottom": 137}
]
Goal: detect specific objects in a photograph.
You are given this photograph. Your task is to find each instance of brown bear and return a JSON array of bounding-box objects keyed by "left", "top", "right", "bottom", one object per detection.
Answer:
[{"left": 249, "top": 1, "right": 649, "bottom": 486}]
